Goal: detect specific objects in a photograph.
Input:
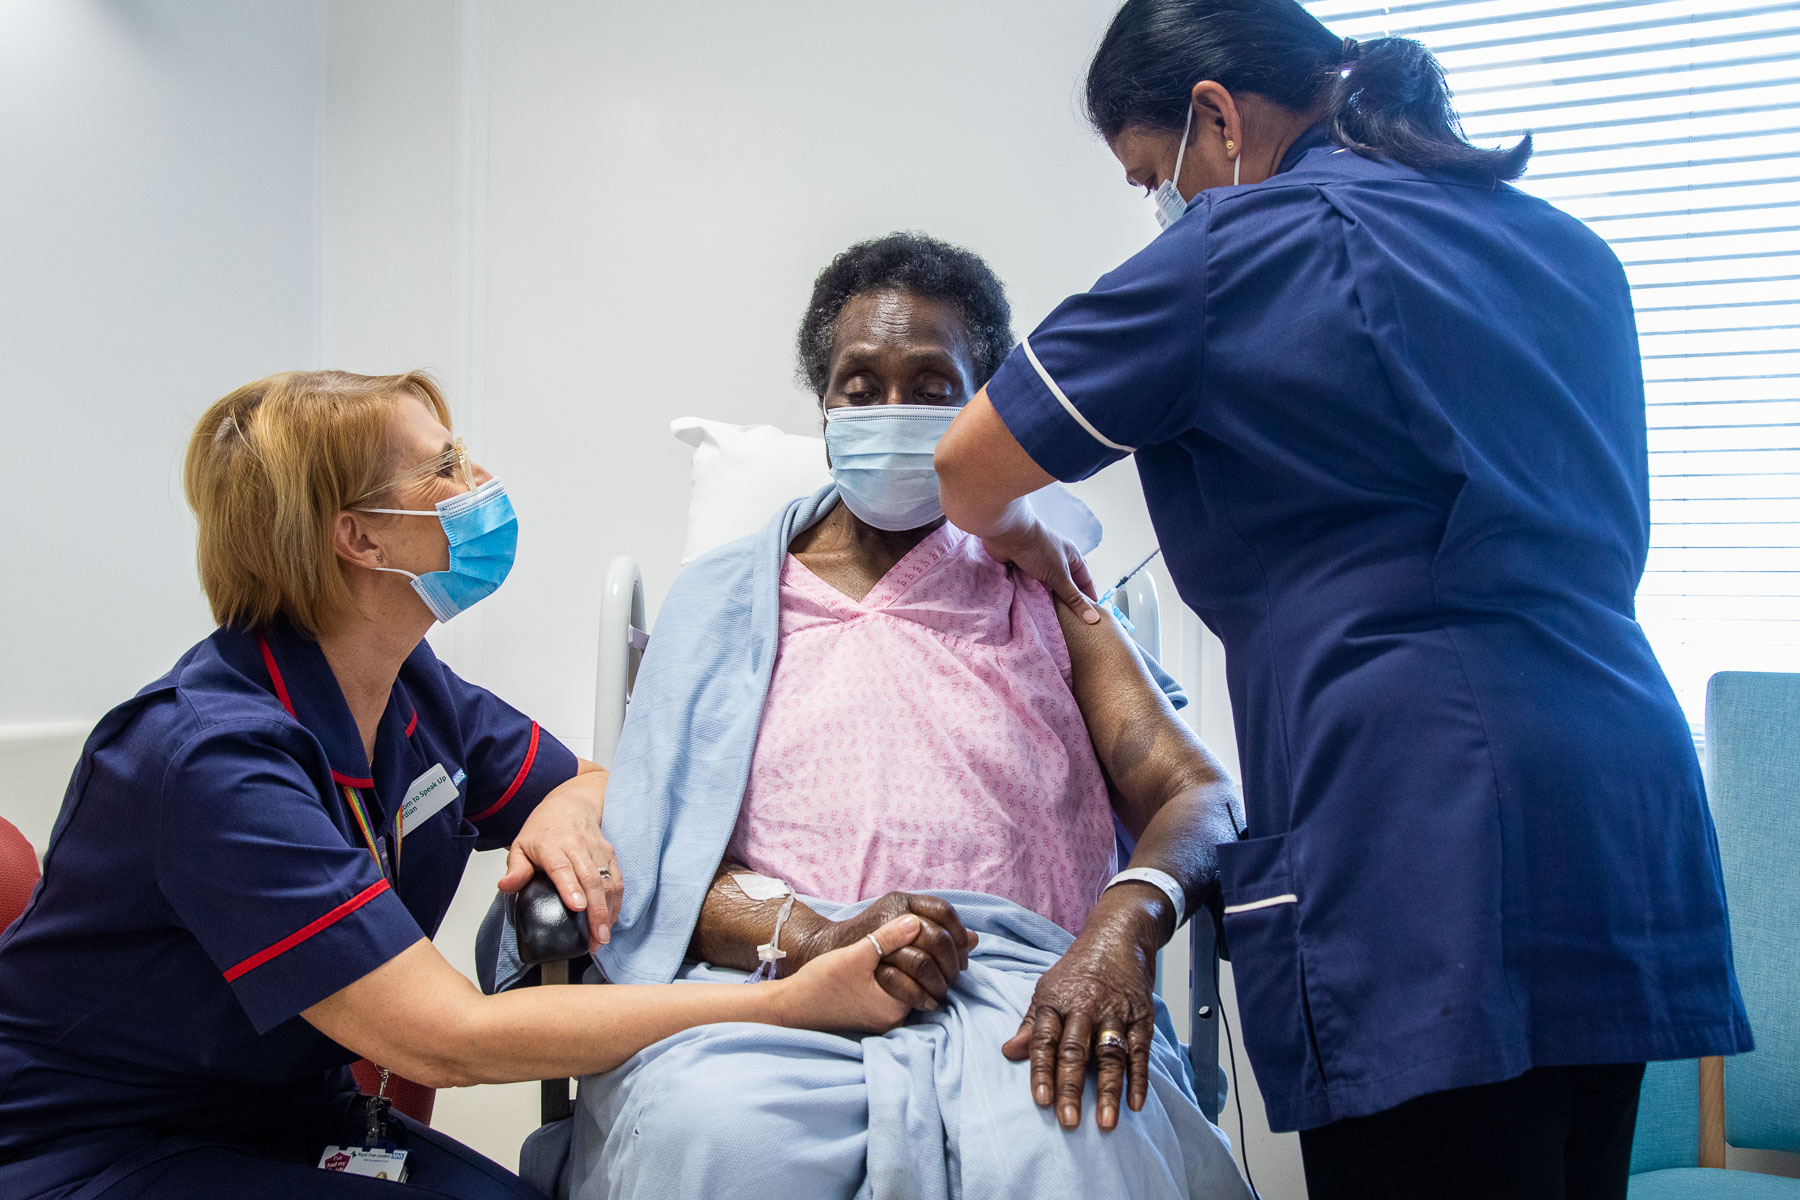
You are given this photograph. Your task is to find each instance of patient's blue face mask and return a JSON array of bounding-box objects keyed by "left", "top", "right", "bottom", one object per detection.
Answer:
[
  {"left": 823, "top": 403, "right": 958, "bottom": 532},
  {"left": 360, "top": 477, "right": 519, "bottom": 623}
]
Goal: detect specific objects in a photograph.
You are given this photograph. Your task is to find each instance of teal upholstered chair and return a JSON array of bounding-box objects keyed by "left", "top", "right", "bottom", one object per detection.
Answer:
[{"left": 1628, "top": 671, "right": 1800, "bottom": 1196}]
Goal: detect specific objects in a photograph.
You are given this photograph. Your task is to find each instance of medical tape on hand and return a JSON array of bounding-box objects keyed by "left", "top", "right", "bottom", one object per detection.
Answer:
[{"left": 731, "top": 872, "right": 791, "bottom": 902}]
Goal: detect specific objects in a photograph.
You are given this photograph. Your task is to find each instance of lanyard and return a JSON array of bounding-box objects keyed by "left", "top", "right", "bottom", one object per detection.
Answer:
[
  {"left": 340, "top": 782, "right": 405, "bottom": 1150},
  {"left": 341, "top": 785, "right": 403, "bottom": 884}
]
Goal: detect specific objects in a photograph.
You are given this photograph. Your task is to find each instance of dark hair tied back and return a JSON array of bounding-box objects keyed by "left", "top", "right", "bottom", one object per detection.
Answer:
[{"left": 1086, "top": 0, "right": 1531, "bottom": 185}]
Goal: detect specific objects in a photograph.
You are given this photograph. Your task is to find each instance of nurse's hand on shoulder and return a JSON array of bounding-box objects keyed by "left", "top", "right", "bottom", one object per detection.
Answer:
[
  {"left": 980, "top": 516, "right": 1102, "bottom": 625},
  {"left": 1003, "top": 899, "right": 1161, "bottom": 1133},
  {"left": 780, "top": 913, "right": 926, "bottom": 1034},
  {"left": 498, "top": 760, "right": 622, "bottom": 953},
  {"left": 936, "top": 390, "right": 1099, "bottom": 624}
]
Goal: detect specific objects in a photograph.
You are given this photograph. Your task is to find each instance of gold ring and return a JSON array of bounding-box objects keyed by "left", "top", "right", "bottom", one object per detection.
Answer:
[{"left": 1096, "top": 1030, "right": 1127, "bottom": 1052}]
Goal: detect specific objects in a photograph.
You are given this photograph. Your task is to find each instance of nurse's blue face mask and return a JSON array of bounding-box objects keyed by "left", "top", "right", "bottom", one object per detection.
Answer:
[
  {"left": 1152, "top": 106, "right": 1195, "bottom": 230},
  {"left": 823, "top": 404, "right": 958, "bottom": 532},
  {"left": 357, "top": 439, "right": 519, "bottom": 623},
  {"left": 1152, "top": 106, "right": 1240, "bottom": 231}
]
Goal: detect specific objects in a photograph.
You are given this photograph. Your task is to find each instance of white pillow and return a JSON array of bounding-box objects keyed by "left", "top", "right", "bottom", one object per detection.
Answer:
[
  {"left": 671, "top": 416, "right": 1102, "bottom": 565},
  {"left": 672, "top": 417, "right": 832, "bottom": 565}
]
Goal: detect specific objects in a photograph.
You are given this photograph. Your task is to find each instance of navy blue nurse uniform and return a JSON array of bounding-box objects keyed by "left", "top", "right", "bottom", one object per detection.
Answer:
[
  {"left": 0, "top": 619, "right": 577, "bottom": 1197},
  {"left": 985, "top": 126, "right": 1752, "bottom": 1133}
]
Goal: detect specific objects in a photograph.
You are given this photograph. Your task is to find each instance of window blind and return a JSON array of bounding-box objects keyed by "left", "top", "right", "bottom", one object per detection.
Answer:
[{"left": 1306, "top": 0, "right": 1800, "bottom": 729}]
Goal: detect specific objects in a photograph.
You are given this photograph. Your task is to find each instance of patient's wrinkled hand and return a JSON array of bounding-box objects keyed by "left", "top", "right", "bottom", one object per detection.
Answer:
[
  {"left": 1003, "top": 901, "right": 1162, "bottom": 1134},
  {"left": 789, "top": 892, "right": 978, "bottom": 1012}
]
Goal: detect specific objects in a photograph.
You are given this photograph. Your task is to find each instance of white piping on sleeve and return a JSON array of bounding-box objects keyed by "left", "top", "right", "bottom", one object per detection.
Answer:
[
  {"left": 1020, "top": 336, "right": 1137, "bottom": 454},
  {"left": 1222, "top": 893, "right": 1299, "bottom": 915}
]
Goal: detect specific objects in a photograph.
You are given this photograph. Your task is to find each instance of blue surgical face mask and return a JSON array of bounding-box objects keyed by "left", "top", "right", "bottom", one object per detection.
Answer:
[
  {"left": 823, "top": 404, "right": 958, "bottom": 532},
  {"left": 1152, "top": 106, "right": 1195, "bottom": 231},
  {"left": 360, "top": 478, "right": 518, "bottom": 622}
]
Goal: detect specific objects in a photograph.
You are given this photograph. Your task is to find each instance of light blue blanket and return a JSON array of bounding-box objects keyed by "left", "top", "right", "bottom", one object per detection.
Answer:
[
  {"left": 546, "top": 891, "right": 1247, "bottom": 1200},
  {"left": 511, "top": 487, "right": 1243, "bottom": 1198}
]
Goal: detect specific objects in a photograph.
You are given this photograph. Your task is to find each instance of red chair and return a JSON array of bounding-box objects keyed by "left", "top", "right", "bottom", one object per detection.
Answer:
[
  {"left": 350, "top": 1059, "right": 437, "bottom": 1127},
  {"left": 0, "top": 815, "right": 434, "bottom": 1126},
  {"left": 0, "top": 816, "right": 40, "bottom": 932}
]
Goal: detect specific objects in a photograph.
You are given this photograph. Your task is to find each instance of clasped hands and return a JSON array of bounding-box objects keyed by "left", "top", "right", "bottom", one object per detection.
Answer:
[{"left": 779, "top": 889, "right": 1162, "bottom": 1132}]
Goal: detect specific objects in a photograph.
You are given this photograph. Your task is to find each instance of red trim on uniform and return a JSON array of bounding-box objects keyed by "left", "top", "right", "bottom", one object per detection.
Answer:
[
  {"left": 257, "top": 634, "right": 297, "bottom": 719},
  {"left": 256, "top": 632, "right": 378, "bottom": 793},
  {"left": 405, "top": 709, "right": 418, "bottom": 738},
  {"left": 222, "top": 879, "right": 390, "bottom": 982},
  {"left": 467, "top": 722, "right": 540, "bottom": 823}
]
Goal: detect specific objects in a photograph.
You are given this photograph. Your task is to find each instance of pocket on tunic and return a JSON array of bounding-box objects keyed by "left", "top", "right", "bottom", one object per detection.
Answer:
[
  {"left": 1216, "top": 832, "right": 1325, "bottom": 1128},
  {"left": 406, "top": 817, "right": 481, "bottom": 933}
]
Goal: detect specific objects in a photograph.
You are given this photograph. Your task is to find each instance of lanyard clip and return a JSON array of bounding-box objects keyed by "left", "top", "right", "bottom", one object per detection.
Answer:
[{"left": 363, "top": 1068, "right": 393, "bottom": 1150}]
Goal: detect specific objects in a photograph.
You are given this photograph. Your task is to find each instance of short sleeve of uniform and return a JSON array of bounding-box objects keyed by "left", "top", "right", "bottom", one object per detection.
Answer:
[
  {"left": 157, "top": 723, "right": 425, "bottom": 1034},
  {"left": 440, "top": 667, "right": 579, "bottom": 850},
  {"left": 986, "top": 213, "right": 1211, "bottom": 482}
]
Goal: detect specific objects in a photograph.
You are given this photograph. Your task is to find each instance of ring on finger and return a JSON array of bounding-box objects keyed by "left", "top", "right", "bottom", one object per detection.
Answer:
[
  {"left": 866, "top": 932, "right": 886, "bottom": 957},
  {"left": 596, "top": 868, "right": 612, "bottom": 878},
  {"left": 1096, "top": 1029, "right": 1127, "bottom": 1053}
]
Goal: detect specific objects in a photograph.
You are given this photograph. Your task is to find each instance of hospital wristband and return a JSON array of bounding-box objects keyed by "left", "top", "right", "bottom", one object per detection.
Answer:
[{"left": 1103, "top": 868, "right": 1188, "bottom": 928}]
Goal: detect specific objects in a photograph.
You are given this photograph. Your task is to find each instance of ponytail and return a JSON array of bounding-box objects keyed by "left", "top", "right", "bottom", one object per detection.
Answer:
[
  {"left": 1323, "top": 35, "right": 1531, "bottom": 183},
  {"left": 1085, "top": 0, "right": 1531, "bottom": 186}
]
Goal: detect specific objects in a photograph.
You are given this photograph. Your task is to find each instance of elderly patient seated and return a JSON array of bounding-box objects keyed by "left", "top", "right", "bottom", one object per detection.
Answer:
[{"left": 556, "top": 234, "right": 1250, "bottom": 1200}]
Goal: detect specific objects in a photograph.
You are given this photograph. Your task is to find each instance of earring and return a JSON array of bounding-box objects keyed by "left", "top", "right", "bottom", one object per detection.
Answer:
[
  {"left": 377, "top": 553, "right": 385, "bottom": 565},
  {"left": 1226, "top": 139, "right": 1237, "bottom": 155}
]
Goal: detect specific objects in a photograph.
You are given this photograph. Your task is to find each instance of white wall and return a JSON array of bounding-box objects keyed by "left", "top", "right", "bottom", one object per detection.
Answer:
[
  {"left": 466, "top": 0, "right": 1177, "bottom": 752},
  {"left": 0, "top": 0, "right": 323, "bottom": 828}
]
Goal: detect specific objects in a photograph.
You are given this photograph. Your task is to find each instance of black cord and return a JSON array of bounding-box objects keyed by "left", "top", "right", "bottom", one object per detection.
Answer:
[{"left": 1217, "top": 953, "right": 1261, "bottom": 1200}]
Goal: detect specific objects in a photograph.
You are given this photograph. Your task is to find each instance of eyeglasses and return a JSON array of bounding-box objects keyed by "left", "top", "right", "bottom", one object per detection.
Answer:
[{"left": 354, "top": 438, "right": 475, "bottom": 503}]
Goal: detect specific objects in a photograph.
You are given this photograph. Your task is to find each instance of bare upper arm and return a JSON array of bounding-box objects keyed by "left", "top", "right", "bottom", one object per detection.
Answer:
[{"left": 1052, "top": 598, "right": 1228, "bottom": 839}]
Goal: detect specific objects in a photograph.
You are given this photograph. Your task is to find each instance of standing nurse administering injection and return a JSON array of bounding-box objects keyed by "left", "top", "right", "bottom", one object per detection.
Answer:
[{"left": 936, "top": 3, "right": 1751, "bottom": 1198}]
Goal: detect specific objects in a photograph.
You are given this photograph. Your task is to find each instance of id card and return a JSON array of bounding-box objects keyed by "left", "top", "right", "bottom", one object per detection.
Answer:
[
  {"left": 319, "top": 1146, "right": 410, "bottom": 1181},
  {"left": 401, "top": 763, "right": 459, "bottom": 829}
]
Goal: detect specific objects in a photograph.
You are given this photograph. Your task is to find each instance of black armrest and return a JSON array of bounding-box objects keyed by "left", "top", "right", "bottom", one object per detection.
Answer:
[{"left": 508, "top": 872, "right": 589, "bottom": 968}]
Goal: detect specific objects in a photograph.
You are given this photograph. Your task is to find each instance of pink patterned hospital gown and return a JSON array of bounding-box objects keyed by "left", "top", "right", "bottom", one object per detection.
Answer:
[{"left": 725, "top": 522, "right": 1118, "bottom": 934}]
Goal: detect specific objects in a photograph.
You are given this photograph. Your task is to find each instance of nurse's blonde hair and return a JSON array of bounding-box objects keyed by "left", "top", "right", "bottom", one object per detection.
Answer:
[{"left": 184, "top": 370, "right": 451, "bottom": 636}]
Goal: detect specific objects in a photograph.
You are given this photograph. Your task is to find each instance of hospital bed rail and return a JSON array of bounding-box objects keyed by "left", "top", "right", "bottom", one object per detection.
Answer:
[{"left": 512, "top": 555, "right": 1225, "bottom": 1127}]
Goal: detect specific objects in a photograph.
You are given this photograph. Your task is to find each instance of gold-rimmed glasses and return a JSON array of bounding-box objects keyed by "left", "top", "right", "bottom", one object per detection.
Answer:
[{"left": 354, "top": 438, "right": 475, "bottom": 504}]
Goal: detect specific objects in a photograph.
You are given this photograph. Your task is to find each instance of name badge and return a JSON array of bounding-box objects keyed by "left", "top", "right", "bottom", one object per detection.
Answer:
[
  {"left": 400, "top": 763, "right": 459, "bottom": 830},
  {"left": 319, "top": 1146, "right": 410, "bottom": 1180}
]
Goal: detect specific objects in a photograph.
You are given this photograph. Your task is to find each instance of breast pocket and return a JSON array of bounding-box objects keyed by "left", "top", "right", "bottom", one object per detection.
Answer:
[
  {"left": 399, "top": 813, "right": 480, "bottom": 937},
  {"left": 1217, "top": 831, "right": 1326, "bottom": 1130}
]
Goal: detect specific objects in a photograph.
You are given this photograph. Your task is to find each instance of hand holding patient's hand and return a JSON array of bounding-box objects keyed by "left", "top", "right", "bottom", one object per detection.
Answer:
[
  {"left": 782, "top": 914, "right": 925, "bottom": 1034},
  {"left": 790, "top": 892, "right": 978, "bottom": 1012},
  {"left": 1004, "top": 900, "right": 1163, "bottom": 1133}
]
